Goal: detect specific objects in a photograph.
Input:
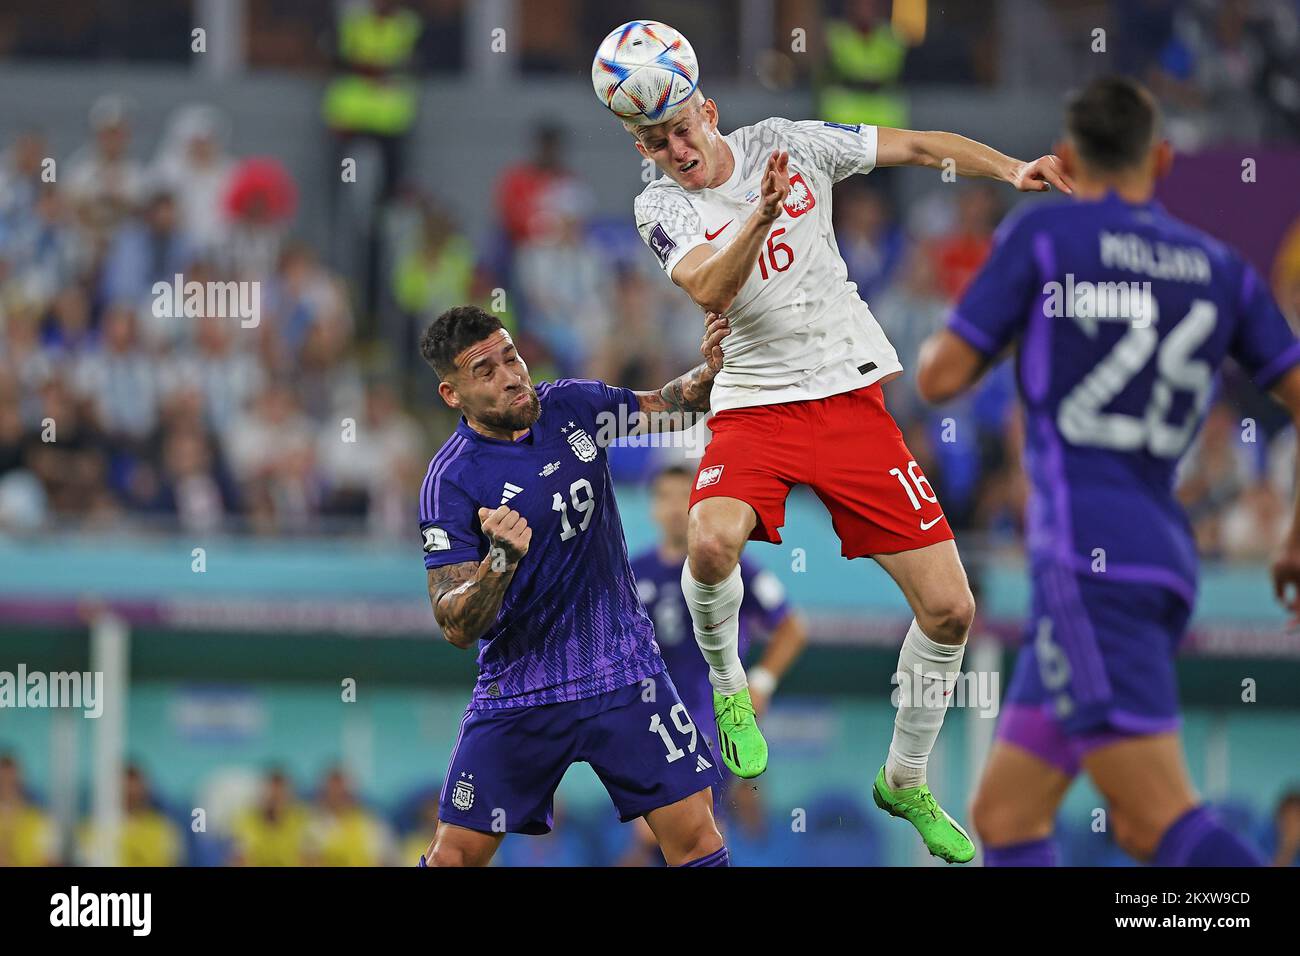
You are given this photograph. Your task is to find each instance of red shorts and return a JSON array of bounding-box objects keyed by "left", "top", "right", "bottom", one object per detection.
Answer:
[{"left": 689, "top": 384, "right": 953, "bottom": 558}]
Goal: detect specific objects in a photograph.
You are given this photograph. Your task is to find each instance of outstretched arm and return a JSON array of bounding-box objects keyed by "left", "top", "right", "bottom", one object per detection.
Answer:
[
  {"left": 876, "top": 128, "right": 1074, "bottom": 194},
  {"left": 630, "top": 312, "right": 731, "bottom": 432}
]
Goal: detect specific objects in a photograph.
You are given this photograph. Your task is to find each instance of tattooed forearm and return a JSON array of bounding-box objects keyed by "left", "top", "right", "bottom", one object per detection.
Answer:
[
  {"left": 633, "top": 362, "right": 716, "bottom": 431},
  {"left": 427, "top": 557, "right": 519, "bottom": 649}
]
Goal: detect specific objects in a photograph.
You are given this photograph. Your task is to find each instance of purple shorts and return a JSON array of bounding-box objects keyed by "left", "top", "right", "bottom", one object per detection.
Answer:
[
  {"left": 998, "top": 569, "right": 1191, "bottom": 776},
  {"left": 439, "top": 670, "right": 722, "bottom": 835}
]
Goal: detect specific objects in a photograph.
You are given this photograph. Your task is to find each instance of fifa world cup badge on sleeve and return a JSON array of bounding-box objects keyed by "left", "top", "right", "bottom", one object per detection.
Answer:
[{"left": 649, "top": 223, "right": 677, "bottom": 266}]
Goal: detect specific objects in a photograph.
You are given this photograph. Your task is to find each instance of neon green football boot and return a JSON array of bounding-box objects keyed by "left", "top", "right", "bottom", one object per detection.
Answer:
[
  {"left": 712, "top": 688, "right": 768, "bottom": 779},
  {"left": 872, "top": 765, "right": 975, "bottom": 864}
]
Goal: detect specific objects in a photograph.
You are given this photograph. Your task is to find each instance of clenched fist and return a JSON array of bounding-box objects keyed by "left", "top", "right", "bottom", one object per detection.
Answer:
[{"left": 478, "top": 505, "right": 532, "bottom": 569}]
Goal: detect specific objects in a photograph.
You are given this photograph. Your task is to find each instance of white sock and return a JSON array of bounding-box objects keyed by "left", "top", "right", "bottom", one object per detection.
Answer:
[
  {"left": 886, "top": 619, "right": 966, "bottom": 791},
  {"left": 680, "top": 561, "right": 747, "bottom": 696}
]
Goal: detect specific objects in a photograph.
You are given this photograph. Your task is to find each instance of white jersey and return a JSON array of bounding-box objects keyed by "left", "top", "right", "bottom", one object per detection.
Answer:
[{"left": 634, "top": 117, "right": 902, "bottom": 413}]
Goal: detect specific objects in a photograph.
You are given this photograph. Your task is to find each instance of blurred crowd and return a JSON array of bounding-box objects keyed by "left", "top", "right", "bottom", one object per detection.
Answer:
[
  {"left": 0, "top": 98, "right": 425, "bottom": 537},
  {"left": 2, "top": 0, "right": 1300, "bottom": 547},
  {"left": 2, "top": 752, "right": 1297, "bottom": 867},
  {"left": 1117, "top": 0, "right": 1300, "bottom": 143},
  {"left": 2, "top": 88, "right": 1298, "bottom": 554}
]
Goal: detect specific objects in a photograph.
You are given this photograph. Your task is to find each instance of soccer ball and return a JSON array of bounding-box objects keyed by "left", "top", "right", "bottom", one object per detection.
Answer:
[{"left": 591, "top": 20, "right": 699, "bottom": 126}]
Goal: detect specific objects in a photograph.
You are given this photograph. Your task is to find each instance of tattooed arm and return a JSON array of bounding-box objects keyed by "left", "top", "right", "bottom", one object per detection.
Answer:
[
  {"left": 630, "top": 312, "right": 731, "bottom": 433},
  {"left": 427, "top": 506, "right": 532, "bottom": 649}
]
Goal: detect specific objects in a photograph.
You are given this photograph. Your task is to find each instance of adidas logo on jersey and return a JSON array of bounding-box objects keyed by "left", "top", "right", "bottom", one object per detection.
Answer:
[
  {"left": 500, "top": 482, "right": 523, "bottom": 505},
  {"left": 695, "top": 753, "right": 713, "bottom": 773}
]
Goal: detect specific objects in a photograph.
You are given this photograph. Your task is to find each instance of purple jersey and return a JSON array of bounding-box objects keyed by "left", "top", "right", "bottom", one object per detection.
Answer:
[
  {"left": 950, "top": 193, "right": 1300, "bottom": 603},
  {"left": 630, "top": 549, "right": 790, "bottom": 732},
  {"left": 419, "top": 379, "right": 662, "bottom": 710}
]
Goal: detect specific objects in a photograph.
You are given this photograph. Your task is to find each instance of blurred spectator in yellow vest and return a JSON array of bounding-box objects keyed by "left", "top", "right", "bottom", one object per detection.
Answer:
[
  {"left": 229, "top": 767, "right": 310, "bottom": 867},
  {"left": 322, "top": 0, "right": 423, "bottom": 202},
  {"left": 818, "top": 0, "right": 909, "bottom": 128},
  {"left": 0, "top": 754, "right": 58, "bottom": 866},
  {"left": 78, "top": 764, "right": 182, "bottom": 866},
  {"left": 399, "top": 793, "right": 441, "bottom": 867},
  {"left": 393, "top": 201, "right": 476, "bottom": 324},
  {"left": 305, "top": 766, "right": 393, "bottom": 867}
]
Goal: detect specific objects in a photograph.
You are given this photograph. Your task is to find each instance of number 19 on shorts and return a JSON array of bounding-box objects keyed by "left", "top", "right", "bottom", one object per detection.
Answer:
[{"left": 649, "top": 704, "right": 698, "bottom": 763}]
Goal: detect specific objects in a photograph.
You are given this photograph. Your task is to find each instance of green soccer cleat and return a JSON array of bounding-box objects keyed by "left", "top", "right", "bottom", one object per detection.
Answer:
[
  {"left": 713, "top": 688, "right": 768, "bottom": 779},
  {"left": 871, "top": 765, "right": 975, "bottom": 864}
]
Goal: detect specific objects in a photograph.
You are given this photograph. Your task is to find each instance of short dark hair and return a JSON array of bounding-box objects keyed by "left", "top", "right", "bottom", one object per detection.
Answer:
[
  {"left": 1065, "top": 76, "right": 1159, "bottom": 173},
  {"left": 420, "top": 305, "right": 505, "bottom": 379},
  {"left": 651, "top": 464, "right": 694, "bottom": 490}
]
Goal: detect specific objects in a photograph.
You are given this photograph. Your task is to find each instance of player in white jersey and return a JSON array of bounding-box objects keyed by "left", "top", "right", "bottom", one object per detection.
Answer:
[{"left": 622, "top": 89, "right": 1070, "bottom": 863}]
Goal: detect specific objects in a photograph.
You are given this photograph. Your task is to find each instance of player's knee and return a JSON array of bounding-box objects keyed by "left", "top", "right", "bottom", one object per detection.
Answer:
[
  {"left": 1109, "top": 805, "right": 1162, "bottom": 862},
  {"left": 687, "top": 527, "right": 743, "bottom": 585},
  {"left": 970, "top": 786, "right": 1041, "bottom": 846},
  {"left": 969, "top": 788, "right": 1003, "bottom": 844},
  {"left": 673, "top": 822, "right": 724, "bottom": 866},
  {"left": 918, "top": 587, "right": 975, "bottom": 645},
  {"left": 427, "top": 839, "right": 475, "bottom": 868}
]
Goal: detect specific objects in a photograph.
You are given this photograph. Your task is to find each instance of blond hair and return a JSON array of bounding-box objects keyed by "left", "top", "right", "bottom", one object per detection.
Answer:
[{"left": 621, "top": 89, "right": 706, "bottom": 135}]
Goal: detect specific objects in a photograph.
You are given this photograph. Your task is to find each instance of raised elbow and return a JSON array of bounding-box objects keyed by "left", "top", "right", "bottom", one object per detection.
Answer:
[
  {"left": 434, "top": 609, "right": 475, "bottom": 650},
  {"left": 674, "top": 268, "right": 733, "bottom": 315},
  {"left": 916, "top": 332, "right": 977, "bottom": 405},
  {"left": 441, "top": 627, "right": 475, "bottom": 650},
  {"left": 683, "top": 280, "right": 732, "bottom": 315},
  {"left": 916, "top": 355, "right": 959, "bottom": 405}
]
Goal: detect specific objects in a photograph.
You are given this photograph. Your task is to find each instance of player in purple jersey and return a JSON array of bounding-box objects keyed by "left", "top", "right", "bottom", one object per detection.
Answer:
[
  {"left": 416, "top": 305, "right": 736, "bottom": 868},
  {"left": 621, "top": 464, "right": 807, "bottom": 864},
  {"left": 634, "top": 466, "right": 807, "bottom": 739},
  {"left": 917, "top": 76, "right": 1300, "bottom": 866}
]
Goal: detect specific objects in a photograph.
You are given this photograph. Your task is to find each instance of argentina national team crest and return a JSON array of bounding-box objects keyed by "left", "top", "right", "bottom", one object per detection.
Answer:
[
  {"left": 566, "top": 425, "right": 597, "bottom": 463},
  {"left": 452, "top": 772, "right": 475, "bottom": 811}
]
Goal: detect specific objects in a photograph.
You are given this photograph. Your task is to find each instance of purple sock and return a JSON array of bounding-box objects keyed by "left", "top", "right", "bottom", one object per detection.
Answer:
[
  {"left": 983, "top": 837, "right": 1059, "bottom": 867},
  {"left": 1154, "top": 806, "right": 1264, "bottom": 867},
  {"left": 679, "top": 846, "right": 730, "bottom": 867}
]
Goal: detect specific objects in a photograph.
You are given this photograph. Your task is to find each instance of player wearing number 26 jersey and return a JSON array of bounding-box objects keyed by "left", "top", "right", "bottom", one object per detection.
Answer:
[
  {"left": 921, "top": 76, "right": 1300, "bottom": 866},
  {"left": 950, "top": 169, "right": 1299, "bottom": 742}
]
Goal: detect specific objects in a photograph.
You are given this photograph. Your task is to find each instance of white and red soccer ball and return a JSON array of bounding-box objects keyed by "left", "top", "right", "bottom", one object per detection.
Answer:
[{"left": 591, "top": 20, "right": 699, "bottom": 126}]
